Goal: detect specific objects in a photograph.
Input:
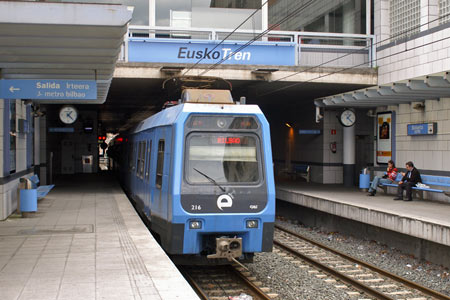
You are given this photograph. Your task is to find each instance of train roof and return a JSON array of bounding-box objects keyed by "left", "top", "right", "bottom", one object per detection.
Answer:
[{"left": 131, "top": 103, "right": 263, "bottom": 134}]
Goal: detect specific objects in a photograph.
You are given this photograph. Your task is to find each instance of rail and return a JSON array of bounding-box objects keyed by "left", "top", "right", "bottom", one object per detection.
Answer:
[
  {"left": 120, "top": 25, "right": 376, "bottom": 67},
  {"left": 274, "top": 224, "right": 450, "bottom": 300},
  {"left": 179, "top": 265, "right": 274, "bottom": 300}
]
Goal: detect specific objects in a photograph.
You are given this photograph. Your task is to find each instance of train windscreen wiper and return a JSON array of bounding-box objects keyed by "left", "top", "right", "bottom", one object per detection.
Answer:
[{"left": 193, "top": 168, "right": 226, "bottom": 193}]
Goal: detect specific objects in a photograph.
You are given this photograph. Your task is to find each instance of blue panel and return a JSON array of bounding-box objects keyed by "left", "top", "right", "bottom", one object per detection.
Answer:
[
  {"left": 407, "top": 123, "right": 437, "bottom": 135},
  {"left": 48, "top": 127, "right": 75, "bottom": 133},
  {"left": 26, "top": 105, "right": 32, "bottom": 168},
  {"left": 3, "top": 99, "right": 10, "bottom": 176},
  {"left": 0, "top": 79, "right": 97, "bottom": 100},
  {"left": 129, "top": 38, "right": 296, "bottom": 66},
  {"left": 298, "top": 129, "right": 321, "bottom": 135}
]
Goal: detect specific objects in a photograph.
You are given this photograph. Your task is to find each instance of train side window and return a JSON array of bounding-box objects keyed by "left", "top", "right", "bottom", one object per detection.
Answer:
[
  {"left": 137, "top": 142, "right": 142, "bottom": 176},
  {"left": 156, "top": 140, "right": 165, "bottom": 188},
  {"left": 146, "top": 140, "right": 152, "bottom": 181},
  {"left": 138, "top": 141, "right": 146, "bottom": 178}
]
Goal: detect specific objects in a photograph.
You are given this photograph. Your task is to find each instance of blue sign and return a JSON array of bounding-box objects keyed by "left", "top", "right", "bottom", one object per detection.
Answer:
[
  {"left": 407, "top": 123, "right": 437, "bottom": 135},
  {"left": 0, "top": 80, "right": 97, "bottom": 100},
  {"left": 299, "top": 129, "right": 321, "bottom": 135},
  {"left": 129, "top": 38, "right": 296, "bottom": 66},
  {"left": 49, "top": 127, "right": 75, "bottom": 133}
]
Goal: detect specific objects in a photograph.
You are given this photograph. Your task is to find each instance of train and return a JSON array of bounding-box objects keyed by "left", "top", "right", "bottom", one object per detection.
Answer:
[{"left": 108, "top": 87, "right": 275, "bottom": 264}]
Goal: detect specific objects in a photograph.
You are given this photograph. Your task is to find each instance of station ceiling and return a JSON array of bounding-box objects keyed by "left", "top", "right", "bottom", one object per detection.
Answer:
[
  {"left": 92, "top": 77, "right": 370, "bottom": 133},
  {"left": 0, "top": 1, "right": 132, "bottom": 104}
]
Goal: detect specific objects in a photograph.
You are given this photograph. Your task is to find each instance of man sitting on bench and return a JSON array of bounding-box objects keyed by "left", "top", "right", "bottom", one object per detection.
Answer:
[{"left": 394, "top": 161, "right": 422, "bottom": 202}]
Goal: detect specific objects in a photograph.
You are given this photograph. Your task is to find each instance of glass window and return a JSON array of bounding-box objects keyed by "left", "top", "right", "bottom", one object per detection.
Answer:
[
  {"left": 269, "top": 0, "right": 366, "bottom": 34},
  {"left": 137, "top": 141, "right": 146, "bottom": 178},
  {"left": 146, "top": 140, "right": 152, "bottom": 181},
  {"left": 156, "top": 140, "right": 165, "bottom": 188},
  {"left": 10, "top": 101, "right": 16, "bottom": 173},
  {"left": 185, "top": 133, "right": 260, "bottom": 184},
  {"left": 156, "top": 0, "right": 262, "bottom": 30}
]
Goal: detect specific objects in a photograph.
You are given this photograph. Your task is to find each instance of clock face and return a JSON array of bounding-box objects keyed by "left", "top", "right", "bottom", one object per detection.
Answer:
[
  {"left": 59, "top": 106, "right": 78, "bottom": 124},
  {"left": 340, "top": 110, "right": 356, "bottom": 127}
]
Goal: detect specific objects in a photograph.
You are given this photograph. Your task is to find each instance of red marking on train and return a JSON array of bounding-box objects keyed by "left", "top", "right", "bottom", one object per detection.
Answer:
[{"left": 216, "top": 137, "right": 241, "bottom": 144}]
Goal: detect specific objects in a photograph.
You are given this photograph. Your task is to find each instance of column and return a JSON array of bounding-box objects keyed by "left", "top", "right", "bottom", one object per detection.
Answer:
[{"left": 343, "top": 124, "right": 355, "bottom": 187}]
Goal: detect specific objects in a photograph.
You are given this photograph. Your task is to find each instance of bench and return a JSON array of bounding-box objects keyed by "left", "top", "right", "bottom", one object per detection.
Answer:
[
  {"left": 28, "top": 174, "right": 55, "bottom": 199},
  {"left": 283, "top": 164, "right": 310, "bottom": 182},
  {"left": 377, "top": 173, "right": 450, "bottom": 199}
]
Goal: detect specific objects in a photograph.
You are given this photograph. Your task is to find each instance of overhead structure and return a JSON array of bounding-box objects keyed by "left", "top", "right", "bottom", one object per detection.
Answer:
[
  {"left": 315, "top": 72, "right": 450, "bottom": 108},
  {"left": 0, "top": 1, "right": 133, "bottom": 104}
]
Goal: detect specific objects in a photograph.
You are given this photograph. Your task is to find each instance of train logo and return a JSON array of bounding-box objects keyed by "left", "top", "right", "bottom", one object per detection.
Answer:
[{"left": 217, "top": 194, "right": 233, "bottom": 211}]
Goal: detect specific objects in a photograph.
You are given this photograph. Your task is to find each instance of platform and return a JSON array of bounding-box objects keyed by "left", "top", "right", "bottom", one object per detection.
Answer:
[
  {"left": 276, "top": 181, "right": 450, "bottom": 248},
  {"left": 0, "top": 173, "right": 200, "bottom": 300}
]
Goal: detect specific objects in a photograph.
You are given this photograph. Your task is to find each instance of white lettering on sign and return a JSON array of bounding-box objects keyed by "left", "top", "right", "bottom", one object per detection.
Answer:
[
  {"left": 37, "top": 82, "right": 60, "bottom": 89},
  {"left": 66, "top": 83, "right": 89, "bottom": 90},
  {"left": 222, "top": 48, "right": 251, "bottom": 61}
]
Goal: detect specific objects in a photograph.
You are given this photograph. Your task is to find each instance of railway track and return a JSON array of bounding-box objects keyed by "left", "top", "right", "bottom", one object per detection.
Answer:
[
  {"left": 180, "top": 264, "right": 276, "bottom": 300},
  {"left": 274, "top": 224, "right": 450, "bottom": 300}
]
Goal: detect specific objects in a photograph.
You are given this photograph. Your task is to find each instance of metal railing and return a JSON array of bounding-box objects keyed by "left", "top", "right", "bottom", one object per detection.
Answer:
[{"left": 120, "top": 25, "right": 376, "bottom": 68}]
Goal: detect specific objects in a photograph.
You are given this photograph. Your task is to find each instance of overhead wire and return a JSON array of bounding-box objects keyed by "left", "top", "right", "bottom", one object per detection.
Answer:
[
  {"left": 252, "top": 11, "right": 450, "bottom": 99},
  {"left": 195, "top": 0, "right": 317, "bottom": 76},
  {"left": 181, "top": 0, "right": 270, "bottom": 76}
]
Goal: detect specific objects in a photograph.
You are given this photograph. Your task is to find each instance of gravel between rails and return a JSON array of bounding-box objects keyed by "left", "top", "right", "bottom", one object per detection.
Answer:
[
  {"left": 245, "top": 218, "right": 449, "bottom": 300},
  {"left": 245, "top": 251, "right": 352, "bottom": 300}
]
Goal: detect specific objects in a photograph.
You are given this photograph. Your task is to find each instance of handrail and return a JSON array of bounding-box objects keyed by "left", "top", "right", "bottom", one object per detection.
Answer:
[{"left": 122, "top": 25, "right": 376, "bottom": 67}]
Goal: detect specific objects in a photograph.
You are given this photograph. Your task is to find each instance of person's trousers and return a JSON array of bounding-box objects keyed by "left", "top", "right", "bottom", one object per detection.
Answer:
[
  {"left": 397, "top": 182, "right": 415, "bottom": 200},
  {"left": 368, "top": 177, "right": 392, "bottom": 193}
]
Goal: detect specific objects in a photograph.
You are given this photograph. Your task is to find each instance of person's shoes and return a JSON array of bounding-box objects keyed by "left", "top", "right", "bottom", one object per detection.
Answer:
[
  {"left": 404, "top": 199, "right": 412, "bottom": 201},
  {"left": 393, "top": 197, "right": 403, "bottom": 200},
  {"left": 367, "top": 191, "right": 375, "bottom": 196}
]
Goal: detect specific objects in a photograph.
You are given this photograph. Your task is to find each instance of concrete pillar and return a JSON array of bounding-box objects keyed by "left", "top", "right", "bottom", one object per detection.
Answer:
[{"left": 343, "top": 124, "right": 355, "bottom": 187}]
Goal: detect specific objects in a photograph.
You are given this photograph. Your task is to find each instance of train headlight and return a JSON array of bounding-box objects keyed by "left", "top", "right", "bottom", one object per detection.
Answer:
[
  {"left": 189, "top": 221, "right": 202, "bottom": 229},
  {"left": 246, "top": 220, "right": 258, "bottom": 228},
  {"left": 217, "top": 118, "right": 227, "bottom": 128}
]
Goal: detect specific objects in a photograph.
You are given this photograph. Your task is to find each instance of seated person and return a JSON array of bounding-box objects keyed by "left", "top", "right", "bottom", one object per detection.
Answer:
[
  {"left": 367, "top": 160, "right": 398, "bottom": 196},
  {"left": 394, "top": 161, "right": 422, "bottom": 201}
]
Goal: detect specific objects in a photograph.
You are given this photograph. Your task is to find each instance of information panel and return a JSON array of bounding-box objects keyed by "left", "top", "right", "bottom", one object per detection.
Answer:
[
  {"left": 0, "top": 79, "right": 97, "bottom": 100},
  {"left": 407, "top": 123, "right": 437, "bottom": 135},
  {"left": 376, "top": 111, "right": 393, "bottom": 164}
]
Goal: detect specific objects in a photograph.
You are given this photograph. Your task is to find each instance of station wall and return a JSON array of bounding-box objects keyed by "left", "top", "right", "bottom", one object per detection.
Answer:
[
  {"left": 0, "top": 100, "right": 35, "bottom": 220},
  {"left": 377, "top": 97, "right": 450, "bottom": 202},
  {"left": 269, "top": 102, "right": 374, "bottom": 185}
]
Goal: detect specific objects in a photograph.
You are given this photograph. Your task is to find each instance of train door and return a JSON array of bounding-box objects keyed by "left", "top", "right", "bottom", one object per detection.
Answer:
[
  {"left": 144, "top": 135, "right": 153, "bottom": 218},
  {"left": 136, "top": 139, "right": 147, "bottom": 210},
  {"left": 151, "top": 126, "right": 171, "bottom": 220}
]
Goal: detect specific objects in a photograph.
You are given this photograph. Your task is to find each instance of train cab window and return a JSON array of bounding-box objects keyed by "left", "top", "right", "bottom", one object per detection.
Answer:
[
  {"left": 146, "top": 140, "right": 152, "bottom": 181},
  {"left": 185, "top": 134, "right": 260, "bottom": 184},
  {"left": 156, "top": 140, "right": 165, "bottom": 188}
]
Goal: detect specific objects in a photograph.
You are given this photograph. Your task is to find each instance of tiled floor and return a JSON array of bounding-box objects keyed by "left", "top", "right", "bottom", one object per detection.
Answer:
[{"left": 0, "top": 173, "right": 199, "bottom": 300}]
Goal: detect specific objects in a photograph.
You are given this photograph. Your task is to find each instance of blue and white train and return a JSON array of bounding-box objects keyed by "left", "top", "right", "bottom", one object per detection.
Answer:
[{"left": 110, "top": 89, "right": 275, "bottom": 263}]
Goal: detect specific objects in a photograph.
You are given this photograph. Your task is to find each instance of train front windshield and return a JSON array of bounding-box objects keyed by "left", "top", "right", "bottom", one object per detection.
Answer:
[{"left": 185, "top": 133, "right": 260, "bottom": 184}]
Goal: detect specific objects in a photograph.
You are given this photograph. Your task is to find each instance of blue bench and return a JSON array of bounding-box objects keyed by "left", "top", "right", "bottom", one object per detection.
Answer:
[
  {"left": 378, "top": 173, "right": 450, "bottom": 199},
  {"left": 284, "top": 164, "right": 310, "bottom": 182},
  {"left": 29, "top": 175, "right": 55, "bottom": 199}
]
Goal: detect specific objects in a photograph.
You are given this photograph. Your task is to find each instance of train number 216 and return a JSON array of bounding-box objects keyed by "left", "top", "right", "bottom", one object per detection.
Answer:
[{"left": 191, "top": 205, "right": 202, "bottom": 211}]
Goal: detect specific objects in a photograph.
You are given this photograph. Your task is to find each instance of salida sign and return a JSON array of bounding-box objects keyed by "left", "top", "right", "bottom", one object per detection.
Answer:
[{"left": 129, "top": 38, "right": 296, "bottom": 66}]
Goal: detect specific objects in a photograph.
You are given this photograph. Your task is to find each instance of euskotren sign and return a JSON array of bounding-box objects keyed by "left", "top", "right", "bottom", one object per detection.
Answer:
[{"left": 128, "top": 38, "right": 296, "bottom": 66}]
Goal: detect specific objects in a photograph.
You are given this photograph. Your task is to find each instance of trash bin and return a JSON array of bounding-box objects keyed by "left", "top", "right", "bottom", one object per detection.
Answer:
[
  {"left": 359, "top": 173, "right": 370, "bottom": 190},
  {"left": 19, "top": 177, "right": 37, "bottom": 216}
]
